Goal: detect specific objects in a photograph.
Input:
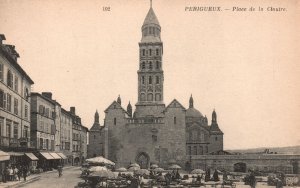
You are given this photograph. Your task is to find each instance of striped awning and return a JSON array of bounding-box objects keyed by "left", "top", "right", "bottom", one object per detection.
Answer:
[
  {"left": 57, "top": 152, "right": 67, "bottom": 159},
  {"left": 49, "top": 152, "right": 61, "bottom": 159},
  {"left": 0, "top": 150, "right": 10, "bottom": 161},
  {"left": 25, "top": 153, "right": 38, "bottom": 161},
  {"left": 40, "top": 152, "right": 55, "bottom": 160}
]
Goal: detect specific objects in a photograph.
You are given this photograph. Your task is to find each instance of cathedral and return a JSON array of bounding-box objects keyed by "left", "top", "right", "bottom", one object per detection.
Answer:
[{"left": 88, "top": 5, "right": 223, "bottom": 169}]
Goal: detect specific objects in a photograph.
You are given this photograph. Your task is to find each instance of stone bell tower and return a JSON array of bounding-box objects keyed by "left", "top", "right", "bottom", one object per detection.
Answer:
[{"left": 137, "top": 4, "right": 164, "bottom": 107}]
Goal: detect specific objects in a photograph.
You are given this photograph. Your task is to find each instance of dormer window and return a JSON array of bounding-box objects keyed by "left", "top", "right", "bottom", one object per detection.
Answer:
[{"left": 149, "top": 49, "right": 152, "bottom": 56}]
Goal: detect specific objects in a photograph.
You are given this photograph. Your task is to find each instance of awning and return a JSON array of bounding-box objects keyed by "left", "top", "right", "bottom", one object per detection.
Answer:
[
  {"left": 25, "top": 153, "right": 38, "bottom": 161},
  {"left": 57, "top": 153, "right": 67, "bottom": 159},
  {"left": 40, "top": 152, "right": 55, "bottom": 160},
  {"left": 7, "top": 152, "right": 24, "bottom": 156},
  {"left": 49, "top": 152, "right": 62, "bottom": 159},
  {"left": 0, "top": 150, "right": 10, "bottom": 161}
]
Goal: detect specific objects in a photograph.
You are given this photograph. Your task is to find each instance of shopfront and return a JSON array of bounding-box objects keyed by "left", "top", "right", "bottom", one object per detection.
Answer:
[{"left": 0, "top": 150, "right": 10, "bottom": 182}]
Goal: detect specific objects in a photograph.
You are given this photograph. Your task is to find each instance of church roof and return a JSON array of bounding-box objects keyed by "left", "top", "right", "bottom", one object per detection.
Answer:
[
  {"left": 104, "top": 100, "right": 129, "bottom": 116},
  {"left": 90, "top": 123, "right": 102, "bottom": 131},
  {"left": 186, "top": 107, "right": 204, "bottom": 118},
  {"left": 210, "top": 123, "right": 223, "bottom": 134},
  {"left": 143, "top": 7, "right": 160, "bottom": 27},
  {"left": 165, "top": 99, "right": 186, "bottom": 110}
]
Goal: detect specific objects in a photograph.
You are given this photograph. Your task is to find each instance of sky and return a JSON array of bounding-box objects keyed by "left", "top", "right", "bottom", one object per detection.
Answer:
[{"left": 0, "top": 0, "right": 299, "bottom": 150}]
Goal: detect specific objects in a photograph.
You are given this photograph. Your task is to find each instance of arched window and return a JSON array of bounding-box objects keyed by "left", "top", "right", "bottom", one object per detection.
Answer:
[
  {"left": 141, "top": 76, "right": 145, "bottom": 84},
  {"left": 156, "top": 49, "right": 159, "bottom": 56},
  {"left": 174, "top": 117, "right": 176, "bottom": 124},
  {"left": 142, "top": 49, "right": 145, "bottom": 56},
  {"left": 149, "top": 49, "right": 152, "bottom": 56},
  {"left": 113, "top": 118, "right": 116, "bottom": 125},
  {"left": 149, "top": 61, "right": 152, "bottom": 69},
  {"left": 149, "top": 76, "right": 152, "bottom": 84},
  {"left": 155, "top": 93, "right": 161, "bottom": 101},
  {"left": 147, "top": 93, "right": 153, "bottom": 101},
  {"left": 206, "top": 146, "right": 208, "bottom": 153},
  {"left": 156, "top": 76, "right": 159, "bottom": 84},
  {"left": 142, "top": 62, "right": 145, "bottom": 69},
  {"left": 156, "top": 61, "right": 160, "bottom": 69},
  {"left": 141, "top": 93, "right": 146, "bottom": 101}
]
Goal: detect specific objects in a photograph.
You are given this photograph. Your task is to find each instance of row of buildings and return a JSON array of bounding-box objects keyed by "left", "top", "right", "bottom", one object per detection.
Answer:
[{"left": 0, "top": 34, "right": 88, "bottom": 179}]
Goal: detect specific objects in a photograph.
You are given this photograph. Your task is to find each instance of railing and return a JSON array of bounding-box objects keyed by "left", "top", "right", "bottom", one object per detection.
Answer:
[{"left": 0, "top": 136, "right": 30, "bottom": 148}]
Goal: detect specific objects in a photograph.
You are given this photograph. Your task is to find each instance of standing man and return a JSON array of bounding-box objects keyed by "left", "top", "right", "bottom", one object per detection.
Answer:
[{"left": 22, "top": 166, "right": 28, "bottom": 181}]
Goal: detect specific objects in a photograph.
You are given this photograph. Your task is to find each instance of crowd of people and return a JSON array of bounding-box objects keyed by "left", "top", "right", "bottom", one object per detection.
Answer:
[{"left": 1, "top": 165, "right": 29, "bottom": 183}]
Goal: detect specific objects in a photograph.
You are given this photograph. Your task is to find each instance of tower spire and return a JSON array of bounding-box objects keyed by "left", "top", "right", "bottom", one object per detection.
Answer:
[
  {"left": 150, "top": 0, "right": 152, "bottom": 8},
  {"left": 189, "top": 94, "right": 194, "bottom": 108}
]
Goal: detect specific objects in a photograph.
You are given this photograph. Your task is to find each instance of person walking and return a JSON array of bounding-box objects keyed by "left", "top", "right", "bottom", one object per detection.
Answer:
[
  {"left": 17, "top": 167, "right": 22, "bottom": 181},
  {"left": 22, "top": 166, "right": 28, "bottom": 181},
  {"left": 58, "top": 166, "right": 63, "bottom": 177}
]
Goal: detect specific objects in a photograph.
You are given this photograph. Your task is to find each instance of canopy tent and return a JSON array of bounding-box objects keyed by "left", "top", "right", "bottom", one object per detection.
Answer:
[
  {"left": 0, "top": 150, "right": 10, "bottom": 161},
  {"left": 25, "top": 153, "right": 38, "bottom": 161}
]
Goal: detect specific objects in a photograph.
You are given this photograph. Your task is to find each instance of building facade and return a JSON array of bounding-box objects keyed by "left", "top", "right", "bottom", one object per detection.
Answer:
[
  {"left": 0, "top": 34, "right": 34, "bottom": 151},
  {"left": 30, "top": 93, "right": 56, "bottom": 151},
  {"left": 87, "top": 7, "right": 223, "bottom": 169}
]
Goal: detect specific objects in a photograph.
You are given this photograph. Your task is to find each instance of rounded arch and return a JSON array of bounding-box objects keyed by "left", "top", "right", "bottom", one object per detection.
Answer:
[
  {"left": 136, "top": 152, "right": 150, "bottom": 169},
  {"left": 234, "top": 162, "right": 247, "bottom": 173},
  {"left": 147, "top": 93, "right": 153, "bottom": 101}
]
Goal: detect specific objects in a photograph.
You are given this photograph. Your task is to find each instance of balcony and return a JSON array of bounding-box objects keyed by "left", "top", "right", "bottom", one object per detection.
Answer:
[{"left": 0, "top": 136, "right": 30, "bottom": 148}]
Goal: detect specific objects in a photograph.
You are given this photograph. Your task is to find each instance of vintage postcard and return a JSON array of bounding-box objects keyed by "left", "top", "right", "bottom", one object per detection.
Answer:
[{"left": 0, "top": 0, "right": 299, "bottom": 187}]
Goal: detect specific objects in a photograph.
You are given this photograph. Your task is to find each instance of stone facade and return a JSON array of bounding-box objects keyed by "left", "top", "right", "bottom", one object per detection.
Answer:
[
  {"left": 87, "top": 7, "right": 223, "bottom": 169},
  {"left": 190, "top": 154, "right": 300, "bottom": 174}
]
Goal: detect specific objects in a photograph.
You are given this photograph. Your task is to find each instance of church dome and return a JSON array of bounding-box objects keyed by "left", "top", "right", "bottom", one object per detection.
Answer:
[{"left": 186, "top": 107, "right": 204, "bottom": 118}]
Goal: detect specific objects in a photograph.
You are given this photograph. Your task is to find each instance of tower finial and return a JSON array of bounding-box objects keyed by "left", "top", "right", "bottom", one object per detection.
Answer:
[{"left": 150, "top": 0, "right": 152, "bottom": 8}]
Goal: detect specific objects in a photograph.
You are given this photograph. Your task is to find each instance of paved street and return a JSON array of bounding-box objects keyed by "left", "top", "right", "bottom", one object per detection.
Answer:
[{"left": 15, "top": 166, "right": 82, "bottom": 188}]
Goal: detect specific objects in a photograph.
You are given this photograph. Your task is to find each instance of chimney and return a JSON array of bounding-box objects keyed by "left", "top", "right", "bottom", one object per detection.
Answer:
[
  {"left": 70, "top": 107, "right": 76, "bottom": 115},
  {"left": 42, "top": 92, "right": 53, "bottom": 99},
  {"left": 6, "top": 45, "right": 20, "bottom": 62},
  {"left": 0, "top": 34, "right": 6, "bottom": 45}
]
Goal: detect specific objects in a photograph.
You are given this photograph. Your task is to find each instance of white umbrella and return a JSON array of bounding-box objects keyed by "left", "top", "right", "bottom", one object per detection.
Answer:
[
  {"left": 86, "top": 156, "right": 115, "bottom": 166},
  {"left": 168, "top": 164, "right": 181, "bottom": 170},
  {"left": 89, "top": 166, "right": 108, "bottom": 172},
  {"left": 128, "top": 166, "right": 140, "bottom": 172},
  {"left": 129, "top": 163, "right": 140, "bottom": 168},
  {"left": 115, "top": 167, "right": 127, "bottom": 172},
  {"left": 153, "top": 167, "right": 164, "bottom": 172},
  {"left": 191, "top": 169, "right": 205, "bottom": 174}
]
